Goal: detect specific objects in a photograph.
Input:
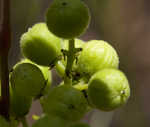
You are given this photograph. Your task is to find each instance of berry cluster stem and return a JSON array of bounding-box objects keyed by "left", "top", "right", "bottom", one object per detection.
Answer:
[
  {"left": 64, "top": 39, "right": 77, "bottom": 85},
  {"left": 0, "top": 0, "right": 11, "bottom": 119},
  {"left": 66, "top": 39, "right": 75, "bottom": 75}
]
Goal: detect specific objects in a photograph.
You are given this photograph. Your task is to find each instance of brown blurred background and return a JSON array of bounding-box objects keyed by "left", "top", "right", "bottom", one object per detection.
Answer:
[{"left": 9, "top": 0, "right": 150, "bottom": 127}]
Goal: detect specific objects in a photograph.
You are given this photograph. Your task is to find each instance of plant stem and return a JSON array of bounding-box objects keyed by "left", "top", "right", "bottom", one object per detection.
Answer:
[
  {"left": 64, "top": 39, "right": 75, "bottom": 85},
  {"left": 63, "top": 39, "right": 82, "bottom": 85},
  {"left": 0, "top": 0, "right": 11, "bottom": 119},
  {"left": 66, "top": 39, "right": 75, "bottom": 74}
]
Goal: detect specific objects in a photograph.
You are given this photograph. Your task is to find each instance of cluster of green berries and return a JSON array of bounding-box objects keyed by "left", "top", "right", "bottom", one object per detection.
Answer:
[{"left": 0, "top": 0, "right": 130, "bottom": 126}]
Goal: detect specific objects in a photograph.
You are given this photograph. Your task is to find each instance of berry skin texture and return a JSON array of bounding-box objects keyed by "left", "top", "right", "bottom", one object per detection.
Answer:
[
  {"left": 20, "top": 23, "right": 61, "bottom": 66},
  {"left": 32, "top": 115, "right": 68, "bottom": 127},
  {"left": 77, "top": 40, "right": 119, "bottom": 79},
  {"left": 42, "top": 85, "right": 88, "bottom": 121},
  {"left": 10, "top": 91, "right": 32, "bottom": 118},
  {"left": 46, "top": 0, "right": 90, "bottom": 39},
  {"left": 88, "top": 68, "right": 130, "bottom": 111},
  {"left": 20, "top": 59, "right": 52, "bottom": 95},
  {"left": 10, "top": 63, "right": 46, "bottom": 97}
]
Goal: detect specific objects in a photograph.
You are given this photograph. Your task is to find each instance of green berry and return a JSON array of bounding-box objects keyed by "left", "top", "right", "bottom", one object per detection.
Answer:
[
  {"left": 32, "top": 115, "right": 68, "bottom": 127},
  {"left": 77, "top": 40, "right": 119, "bottom": 79},
  {"left": 10, "top": 90, "right": 32, "bottom": 118},
  {"left": 73, "top": 84, "right": 88, "bottom": 91},
  {"left": 10, "top": 62, "right": 46, "bottom": 97},
  {"left": 88, "top": 68, "right": 130, "bottom": 111},
  {"left": 20, "top": 59, "right": 52, "bottom": 95},
  {"left": 55, "top": 60, "right": 66, "bottom": 77},
  {"left": 20, "top": 23, "right": 61, "bottom": 66},
  {"left": 42, "top": 85, "right": 88, "bottom": 121},
  {"left": 46, "top": 0, "right": 90, "bottom": 39}
]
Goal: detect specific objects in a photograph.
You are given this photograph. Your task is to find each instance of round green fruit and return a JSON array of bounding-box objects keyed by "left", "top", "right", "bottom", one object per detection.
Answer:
[
  {"left": 20, "top": 59, "right": 52, "bottom": 95},
  {"left": 77, "top": 40, "right": 119, "bottom": 79},
  {"left": 10, "top": 62, "right": 46, "bottom": 97},
  {"left": 55, "top": 60, "right": 66, "bottom": 77},
  {"left": 46, "top": 0, "right": 90, "bottom": 39},
  {"left": 69, "top": 122, "right": 90, "bottom": 127},
  {"left": 88, "top": 68, "right": 130, "bottom": 111},
  {"left": 20, "top": 23, "right": 61, "bottom": 66},
  {"left": 10, "top": 90, "right": 32, "bottom": 118},
  {"left": 32, "top": 115, "right": 68, "bottom": 127},
  {"left": 42, "top": 85, "right": 88, "bottom": 121}
]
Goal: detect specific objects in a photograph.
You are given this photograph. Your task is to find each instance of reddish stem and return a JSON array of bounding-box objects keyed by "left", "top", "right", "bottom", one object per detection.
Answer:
[{"left": 0, "top": 0, "right": 11, "bottom": 119}]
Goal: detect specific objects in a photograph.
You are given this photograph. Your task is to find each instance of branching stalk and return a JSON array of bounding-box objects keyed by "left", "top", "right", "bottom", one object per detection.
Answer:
[
  {"left": 64, "top": 39, "right": 75, "bottom": 85},
  {"left": 63, "top": 39, "right": 82, "bottom": 85}
]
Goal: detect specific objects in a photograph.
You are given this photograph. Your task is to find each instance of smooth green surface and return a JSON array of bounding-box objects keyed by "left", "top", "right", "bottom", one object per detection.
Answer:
[
  {"left": 42, "top": 85, "right": 88, "bottom": 121},
  {"left": 20, "top": 23, "right": 61, "bottom": 66},
  {"left": 32, "top": 115, "right": 68, "bottom": 127},
  {"left": 46, "top": 0, "right": 90, "bottom": 39},
  {"left": 88, "top": 68, "right": 130, "bottom": 111},
  {"left": 73, "top": 84, "right": 88, "bottom": 91},
  {"left": 10, "top": 63, "right": 45, "bottom": 97},
  {"left": 77, "top": 40, "right": 119, "bottom": 79},
  {"left": 20, "top": 59, "right": 52, "bottom": 95},
  {"left": 10, "top": 91, "right": 32, "bottom": 118}
]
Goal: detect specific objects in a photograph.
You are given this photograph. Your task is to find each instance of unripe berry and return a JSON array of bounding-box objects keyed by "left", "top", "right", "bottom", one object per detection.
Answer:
[
  {"left": 73, "top": 84, "right": 88, "bottom": 91},
  {"left": 77, "top": 40, "right": 119, "bottom": 79},
  {"left": 88, "top": 68, "right": 130, "bottom": 111},
  {"left": 20, "top": 23, "right": 61, "bottom": 66},
  {"left": 10, "top": 90, "right": 32, "bottom": 118},
  {"left": 46, "top": 0, "right": 90, "bottom": 39},
  {"left": 42, "top": 85, "right": 88, "bottom": 121},
  {"left": 10, "top": 62, "right": 46, "bottom": 97},
  {"left": 20, "top": 59, "right": 52, "bottom": 95}
]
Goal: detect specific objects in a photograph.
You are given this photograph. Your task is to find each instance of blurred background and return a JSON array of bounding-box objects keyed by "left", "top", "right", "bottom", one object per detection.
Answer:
[{"left": 9, "top": 0, "right": 150, "bottom": 127}]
